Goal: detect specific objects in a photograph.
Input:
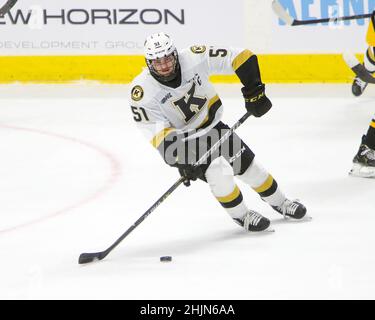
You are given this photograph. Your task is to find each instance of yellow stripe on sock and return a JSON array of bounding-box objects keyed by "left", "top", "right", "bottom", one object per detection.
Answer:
[
  {"left": 253, "top": 175, "right": 274, "bottom": 193},
  {"left": 216, "top": 185, "right": 240, "bottom": 203},
  {"left": 371, "top": 120, "right": 375, "bottom": 129}
]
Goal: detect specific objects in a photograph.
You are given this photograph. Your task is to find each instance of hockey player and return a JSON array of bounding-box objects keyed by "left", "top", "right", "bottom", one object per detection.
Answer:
[
  {"left": 352, "top": 11, "right": 375, "bottom": 96},
  {"left": 128, "top": 32, "right": 307, "bottom": 232},
  {"left": 350, "top": 11, "right": 375, "bottom": 178}
]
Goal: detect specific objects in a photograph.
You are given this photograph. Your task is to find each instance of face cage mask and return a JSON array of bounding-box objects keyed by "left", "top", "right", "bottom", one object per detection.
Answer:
[{"left": 146, "top": 51, "right": 180, "bottom": 83}]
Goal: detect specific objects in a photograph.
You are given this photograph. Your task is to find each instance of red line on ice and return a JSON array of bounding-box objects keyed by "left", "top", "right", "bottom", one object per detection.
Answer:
[{"left": 0, "top": 124, "right": 122, "bottom": 234}]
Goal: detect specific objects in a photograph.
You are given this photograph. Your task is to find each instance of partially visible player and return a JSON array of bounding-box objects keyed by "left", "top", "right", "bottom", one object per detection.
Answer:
[
  {"left": 128, "top": 32, "right": 307, "bottom": 232},
  {"left": 350, "top": 11, "right": 375, "bottom": 178},
  {"left": 352, "top": 11, "right": 375, "bottom": 96}
]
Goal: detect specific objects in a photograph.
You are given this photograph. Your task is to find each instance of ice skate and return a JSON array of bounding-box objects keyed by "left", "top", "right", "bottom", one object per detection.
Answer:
[
  {"left": 352, "top": 75, "right": 368, "bottom": 96},
  {"left": 272, "top": 199, "right": 307, "bottom": 219},
  {"left": 349, "top": 136, "right": 375, "bottom": 178},
  {"left": 233, "top": 210, "right": 271, "bottom": 232}
]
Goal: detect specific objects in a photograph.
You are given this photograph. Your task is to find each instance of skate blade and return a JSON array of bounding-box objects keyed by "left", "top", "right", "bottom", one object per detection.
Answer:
[
  {"left": 300, "top": 215, "right": 312, "bottom": 221},
  {"left": 349, "top": 164, "right": 375, "bottom": 178},
  {"left": 247, "top": 227, "right": 275, "bottom": 233},
  {"left": 282, "top": 215, "right": 312, "bottom": 222}
]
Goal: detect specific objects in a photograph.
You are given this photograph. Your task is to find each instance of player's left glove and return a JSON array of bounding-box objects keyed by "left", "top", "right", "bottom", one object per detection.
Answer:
[
  {"left": 241, "top": 84, "right": 272, "bottom": 117},
  {"left": 174, "top": 164, "right": 203, "bottom": 187}
]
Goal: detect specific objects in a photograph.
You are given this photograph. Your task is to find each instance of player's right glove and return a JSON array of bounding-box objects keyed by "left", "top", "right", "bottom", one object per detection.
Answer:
[
  {"left": 174, "top": 163, "right": 203, "bottom": 187},
  {"left": 241, "top": 84, "right": 272, "bottom": 117}
]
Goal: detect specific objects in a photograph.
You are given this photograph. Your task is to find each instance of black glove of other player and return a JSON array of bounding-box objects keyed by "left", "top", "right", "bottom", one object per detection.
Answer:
[
  {"left": 175, "top": 164, "right": 203, "bottom": 187},
  {"left": 241, "top": 84, "right": 272, "bottom": 117}
]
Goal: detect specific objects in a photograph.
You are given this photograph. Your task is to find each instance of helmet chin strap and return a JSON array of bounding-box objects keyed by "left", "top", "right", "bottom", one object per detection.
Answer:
[
  {"left": 147, "top": 53, "right": 180, "bottom": 83},
  {"left": 155, "top": 66, "right": 178, "bottom": 82}
]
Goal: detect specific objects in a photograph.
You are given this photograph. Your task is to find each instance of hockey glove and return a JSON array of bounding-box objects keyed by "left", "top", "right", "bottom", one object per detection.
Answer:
[
  {"left": 241, "top": 84, "right": 272, "bottom": 117},
  {"left": 175, "top": 164, "right": 203, "bottom": 187}
]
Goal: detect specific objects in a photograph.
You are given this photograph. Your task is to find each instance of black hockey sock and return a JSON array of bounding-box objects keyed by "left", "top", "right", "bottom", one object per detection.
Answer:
[{"left": 365, "top": 119, "right": 375, "bottom": 150}]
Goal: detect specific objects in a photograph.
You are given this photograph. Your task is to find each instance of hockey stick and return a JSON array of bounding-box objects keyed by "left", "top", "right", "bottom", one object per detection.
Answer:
[
  {"left": 343, "top": 53, "right": 375, "bottom": 84},
  {"left": 78, "top": 111, "right": 252, "bottom": 264},
  {"left": 0, "top": 0, "right": 18, "bottom": 17},
  {"left": 272, "top": 0, "right": 372, "bottom": 26}
]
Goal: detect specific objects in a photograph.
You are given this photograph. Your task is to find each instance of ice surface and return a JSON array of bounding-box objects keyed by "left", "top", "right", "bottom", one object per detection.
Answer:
[{"left": 0, "top": 83, "right": 374, "bottom": 299}]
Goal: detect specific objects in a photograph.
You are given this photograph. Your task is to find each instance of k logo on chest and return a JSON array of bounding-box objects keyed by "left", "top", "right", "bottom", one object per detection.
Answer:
[{"left": 171, "top": 82, "right": 207, "bottom": 123}]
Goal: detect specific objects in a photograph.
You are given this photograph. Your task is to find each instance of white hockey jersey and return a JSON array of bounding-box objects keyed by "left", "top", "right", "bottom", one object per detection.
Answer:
[{"left": 128, "top": 45, "right": 253, "bottom": 158}]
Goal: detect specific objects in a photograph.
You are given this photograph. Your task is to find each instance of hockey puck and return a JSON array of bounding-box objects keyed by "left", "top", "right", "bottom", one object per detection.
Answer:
[{"left": 160, "top": 256, "right": 172, "bottom": 262}]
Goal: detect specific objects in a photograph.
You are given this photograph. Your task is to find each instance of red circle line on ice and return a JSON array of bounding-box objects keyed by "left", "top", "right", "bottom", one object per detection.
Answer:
[{"left": 0, "top": 123, "right": 122, "bottom": 234}]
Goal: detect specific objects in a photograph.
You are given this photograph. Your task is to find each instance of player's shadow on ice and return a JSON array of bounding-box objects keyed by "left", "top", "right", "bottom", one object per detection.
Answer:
[
  {"left": 269, "top": 216, "right": 312, "bottom": 226},
  {"left": 121, "top": 228, "right": 274, "bottom": 259}
]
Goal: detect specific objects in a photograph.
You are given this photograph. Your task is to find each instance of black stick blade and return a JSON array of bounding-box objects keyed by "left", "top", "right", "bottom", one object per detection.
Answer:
[{"left": 78, "top": 252, "right": 102, "bottom": 264}]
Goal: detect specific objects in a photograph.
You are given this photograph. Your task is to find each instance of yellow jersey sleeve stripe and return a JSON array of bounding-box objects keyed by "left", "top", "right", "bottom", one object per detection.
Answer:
[
  {"left": 216, "top": 185, "right": 241, "bottom": 203},
  {"left": 150, "top": 127, "right": 175, "bottom": 148},
  {"left": 371, "top": 120, "right": 375, "bottom": 129},
  {"left": 253, "top": 175, "right": 274, "bottom": 193},
  {"left": 232, "top": 49, "right": 254, "bottom": 71}
]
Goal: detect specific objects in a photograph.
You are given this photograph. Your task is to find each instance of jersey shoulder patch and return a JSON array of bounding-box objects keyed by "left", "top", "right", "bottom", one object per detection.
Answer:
[
  {"left": 190, "top": 45, "right": 206, "bottom": 54},
  {"left": 131, "top": 85, "right": 144, "bottom": 102}
]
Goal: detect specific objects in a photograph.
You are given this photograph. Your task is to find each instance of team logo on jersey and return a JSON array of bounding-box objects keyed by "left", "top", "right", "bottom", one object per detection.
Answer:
[
  {"left": 190, "top": 46, "right": 206, "bottom": 54},
  {"left": 172, "top": 82, "right": 207, "bottom": 123},
  {"left": 131, "top": 85, "right": 144, "bottom": 101}
]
